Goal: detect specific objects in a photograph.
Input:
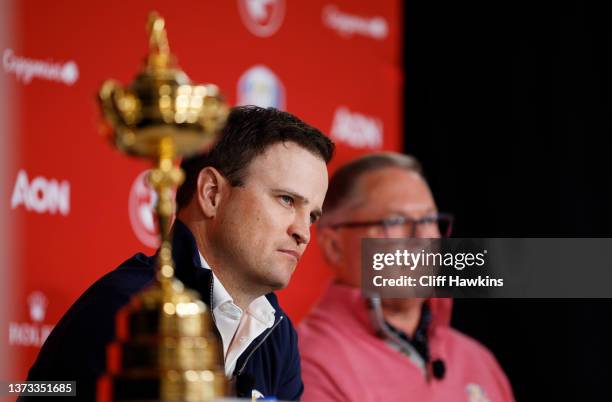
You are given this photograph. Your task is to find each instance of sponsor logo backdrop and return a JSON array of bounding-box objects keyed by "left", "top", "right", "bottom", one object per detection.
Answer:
[{"left": 0, "top": 0, "right": 402, "bottom": 385}]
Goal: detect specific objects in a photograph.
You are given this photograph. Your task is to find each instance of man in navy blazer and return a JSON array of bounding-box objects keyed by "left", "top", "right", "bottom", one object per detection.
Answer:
[{"left": 22, "top": 106, "right": 334, "bottom": 401}]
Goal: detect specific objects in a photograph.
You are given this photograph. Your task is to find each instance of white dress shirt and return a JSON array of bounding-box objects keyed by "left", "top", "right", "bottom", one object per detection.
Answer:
[{"left": 198, "top": 252, "right": 276, "bottom": 377}]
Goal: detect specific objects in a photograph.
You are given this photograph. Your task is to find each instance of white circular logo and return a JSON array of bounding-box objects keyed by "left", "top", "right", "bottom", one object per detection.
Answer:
[
  {"left": 237, "top": 64, "right": 286, "bottom": 109},
  {"left": 128, "top": 170, "right": 160, "bottom": 249},
  {"left": 237, "top": 0, "right": 286, "bottom": 37}
]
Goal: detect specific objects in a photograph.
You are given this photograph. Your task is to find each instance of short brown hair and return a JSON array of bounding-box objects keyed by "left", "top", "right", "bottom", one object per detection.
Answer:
[{"left": 176, "top": 106, "right": 335, "bottom": 211}]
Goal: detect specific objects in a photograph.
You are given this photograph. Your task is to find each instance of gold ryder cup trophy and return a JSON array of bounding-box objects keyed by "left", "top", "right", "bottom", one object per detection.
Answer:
[{"left": 96, "top": 12, "right": 229, "bottom": 402}]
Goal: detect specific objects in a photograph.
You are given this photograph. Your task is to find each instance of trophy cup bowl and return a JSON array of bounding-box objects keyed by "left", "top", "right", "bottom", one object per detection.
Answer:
[
  {"left": 98, "top": 13, "right": 228, "bottom": 159},
  {"left": 99, "top": 76, "right": 227, "bottom": 159},
  {"left": 96, "top": 12, "right": 229, "bottom": 402}
]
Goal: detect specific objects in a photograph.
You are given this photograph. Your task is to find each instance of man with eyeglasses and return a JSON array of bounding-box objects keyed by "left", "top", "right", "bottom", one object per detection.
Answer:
[{"left": 298, "top": 152, "right": 514, "bottom": 402}]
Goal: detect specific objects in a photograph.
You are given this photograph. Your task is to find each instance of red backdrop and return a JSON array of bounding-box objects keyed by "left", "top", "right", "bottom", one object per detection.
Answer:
[{"left": 0, "top": 0, "right": 403, "bottom": 388}]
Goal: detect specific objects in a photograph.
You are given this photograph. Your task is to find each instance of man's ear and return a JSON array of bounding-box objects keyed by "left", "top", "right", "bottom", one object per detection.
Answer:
[
  {"left": 196, "top": 167, "right": 228, "bottom": 218},
  {"left": 318, "top": 226, "right": 344, "bottom": 267}
]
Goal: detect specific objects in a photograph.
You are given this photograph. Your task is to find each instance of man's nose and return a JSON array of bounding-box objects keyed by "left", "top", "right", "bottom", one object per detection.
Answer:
[{"left": 289, "top": 213, "right": 311, "bottom": 246}]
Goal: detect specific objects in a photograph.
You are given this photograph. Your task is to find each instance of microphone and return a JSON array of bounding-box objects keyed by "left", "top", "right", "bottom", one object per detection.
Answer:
[{"left": 432, "top": 359, "right": 446, "bottom": 380}]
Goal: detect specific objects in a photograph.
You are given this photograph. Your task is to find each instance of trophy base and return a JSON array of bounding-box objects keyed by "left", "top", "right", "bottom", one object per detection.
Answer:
[{"left": 99, "top": 369, "right": 227, "bottom": 402}]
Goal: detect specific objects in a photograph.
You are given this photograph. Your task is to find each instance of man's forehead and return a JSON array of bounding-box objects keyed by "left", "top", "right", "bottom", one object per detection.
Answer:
[
  {"left": 347, "top": 197, "right": 436, "bottom": 216},
  {"left": 246, "top": 141, "right": 324, "bottom": 172},
  {"left": 245, "top": 142, "right": 328, "bottom": 201},
  {"left": 358, "top": 166, "right": 423, "bottom": 187},
  {"left": 347, "top": 167, "right": 436, "bottom": 214}
]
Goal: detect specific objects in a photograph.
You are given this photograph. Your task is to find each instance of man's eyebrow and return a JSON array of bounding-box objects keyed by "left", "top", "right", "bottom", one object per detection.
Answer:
[{"left": 272, "top": 188, "right": 323, "bottom": 218}]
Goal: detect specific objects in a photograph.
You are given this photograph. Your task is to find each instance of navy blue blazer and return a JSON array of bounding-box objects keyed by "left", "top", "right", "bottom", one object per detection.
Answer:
[{"left": 22, "top": 220, "right": 303, "bottom": 401}]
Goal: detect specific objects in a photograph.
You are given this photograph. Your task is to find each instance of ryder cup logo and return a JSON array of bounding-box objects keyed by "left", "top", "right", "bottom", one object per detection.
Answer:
[
  {"left": 237, "top": 0, "right": 286, "bottom": 37},
  {"left": 237, "top": 65, "right": 285, "bottom": 109},
  {"left": 3, "top": 48, "right": 79, "bottom": 86},
  {"left": 129, "top": 170, "right": 160, "bottom": 249}
]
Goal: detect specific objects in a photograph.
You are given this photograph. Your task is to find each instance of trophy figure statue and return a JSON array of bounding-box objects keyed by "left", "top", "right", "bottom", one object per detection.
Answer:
[{"left": 97, "top": 12, "right": 229, "bottom": 402}]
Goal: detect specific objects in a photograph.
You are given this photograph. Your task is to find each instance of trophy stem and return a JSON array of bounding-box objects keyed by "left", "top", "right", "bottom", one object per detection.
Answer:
[{"left": 149, "top": 136, "right": 184, "bottom": 282}]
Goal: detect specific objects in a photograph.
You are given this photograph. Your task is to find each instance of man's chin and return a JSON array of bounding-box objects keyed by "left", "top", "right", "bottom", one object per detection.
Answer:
[
  {"left": 266, "top": 267, "right": 295, "bottom": 291},
  {"left": 267, "top": 274, "right": 293, "bottom": 291}
]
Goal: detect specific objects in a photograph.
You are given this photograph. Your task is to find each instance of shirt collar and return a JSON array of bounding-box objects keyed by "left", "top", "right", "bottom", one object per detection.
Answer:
[
  {"left": 198, "top": 251, "right": 232, "bottom": 311},
  {"left": 198, "top": 251, "right": 275, "bottom": 326}
]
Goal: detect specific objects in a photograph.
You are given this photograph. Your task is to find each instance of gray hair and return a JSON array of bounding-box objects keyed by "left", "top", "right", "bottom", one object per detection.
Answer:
[{"left": 319, "top": 152, "right": 424, "bottom": 226}]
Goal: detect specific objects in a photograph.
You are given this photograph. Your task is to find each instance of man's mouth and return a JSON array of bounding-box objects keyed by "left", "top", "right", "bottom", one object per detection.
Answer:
[{"left": 278, "top": 249, "right": 301, "bottom": 261}]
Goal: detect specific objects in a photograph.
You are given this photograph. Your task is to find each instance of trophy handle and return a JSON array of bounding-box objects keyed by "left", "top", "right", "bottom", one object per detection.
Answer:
[
  {"left": 99, "top": 80, "right": 141, "bottom": 150},
  {"left": 99, "top": 79, "right": 121, "bottom": 124}
]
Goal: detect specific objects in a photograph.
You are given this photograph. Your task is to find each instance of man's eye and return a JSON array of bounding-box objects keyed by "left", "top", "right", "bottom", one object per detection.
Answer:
[{"left": 280, "top": 195, "right": 294, "bottom": 206}]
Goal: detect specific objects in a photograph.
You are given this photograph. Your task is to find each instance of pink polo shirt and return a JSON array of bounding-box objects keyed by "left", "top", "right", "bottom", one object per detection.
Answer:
[{"left": 298, "top": 283, "right": 514, "bottom": 402}]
